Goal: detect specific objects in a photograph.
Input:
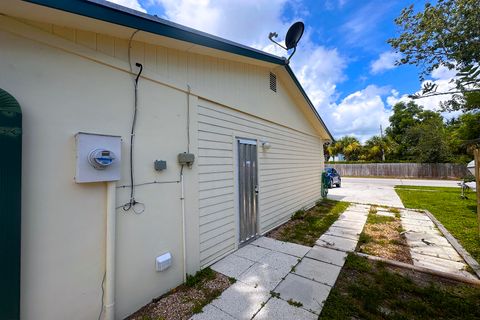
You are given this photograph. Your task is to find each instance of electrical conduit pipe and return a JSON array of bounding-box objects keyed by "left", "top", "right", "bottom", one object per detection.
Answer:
[{"left": 104, "top": 181, "right": 116, "bottom": 320}]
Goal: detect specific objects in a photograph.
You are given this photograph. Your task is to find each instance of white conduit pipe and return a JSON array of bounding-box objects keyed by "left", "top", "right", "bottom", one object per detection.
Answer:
[
  {"left": 104, "top": 181, "right": 117, "bottom": 320},
  {"left": 181, "top": 171, "right": 187, "bottom": 283}
]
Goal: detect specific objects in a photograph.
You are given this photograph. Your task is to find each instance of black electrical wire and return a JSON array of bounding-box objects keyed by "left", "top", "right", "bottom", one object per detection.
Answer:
[
  {"left": 122, "top": 62, "right": 143, "bottom": 212},
  {"left": 97, "top": 272, "right": 105, "bottom": 320}
]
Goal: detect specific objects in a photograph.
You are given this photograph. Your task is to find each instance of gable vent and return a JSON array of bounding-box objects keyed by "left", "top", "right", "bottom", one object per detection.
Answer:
[{"left": 269, "top": 72, "right": 277, "bottom": 92}]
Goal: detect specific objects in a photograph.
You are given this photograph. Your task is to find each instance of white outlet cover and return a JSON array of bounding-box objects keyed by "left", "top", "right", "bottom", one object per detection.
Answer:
[{"left": 156, "top": 252, "right": 172, "bottom": 272}]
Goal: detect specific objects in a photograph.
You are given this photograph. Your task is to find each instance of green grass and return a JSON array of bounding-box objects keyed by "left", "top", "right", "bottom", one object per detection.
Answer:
[
  {"left": 274, "top": 199, "right": 350, "bottom": 246},
  {"left": 367, "top": 213, "right": 395, "bottom": 224},
  {"left": 395, "top": 185, "right": 480, "bottom": 263},
  {"left": 320, "top": 254, "right": 480, "bottom": 319}
]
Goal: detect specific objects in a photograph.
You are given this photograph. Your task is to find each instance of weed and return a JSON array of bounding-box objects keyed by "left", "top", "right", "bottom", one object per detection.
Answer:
[
  {"left": 272, "top": 199, "right": 350, "bottom": 246},
  {"left": 186, "top": 267, "right": 215, "bottom": 287},
  {"left": 389, "top": 207, "right": 401, "bottom": 214},
  {"left": 292, "top": 209, "right": 306, "bottom": 220},
  {"left": 270, "top": 291, "right": 280, "bottom": 298},
  {"left": 389, "top": 239, "right": 403, "bottom": 246},
  {"left": 228, "top": 277, "right": 236, "bottom": 284},
  {"left": 367, "top": 214, "right": 395, "bottom": 224},
  {"left": 290, "top": 266, "right": 296, "bottom": 272},
  {"left": 358, "top": 232, "right": 372, "bottom": 245},
  {"left": 344, "top": 254, "right": 371, "bottom": 272},
  {"left": 287, "top": 299, "right": 303, "bottom": 307},
  {"left": 369, "top": 206, "right": 378, "bottom": 214},
  {"left": 394, "top": 212, "right": 401, "bottom": 219},
  {"left": 191, "top": 302, "right": 204, "bottom": 314}
]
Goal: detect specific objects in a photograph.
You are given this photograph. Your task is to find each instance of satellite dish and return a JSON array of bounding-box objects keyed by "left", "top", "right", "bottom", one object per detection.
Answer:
[
  {"left": 285, "top": 22, "right": 304, "bottom": 50},
  {"left": 268, "top": 21, "right": 305, "bottom": 63}
]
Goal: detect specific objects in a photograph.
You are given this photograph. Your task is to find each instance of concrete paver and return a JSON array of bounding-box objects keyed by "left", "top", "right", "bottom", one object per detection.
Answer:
[
  {"left": 211, "top": 281, "right": 270, "bottom": 320},
  {"left": 306, "top": 246, "right": 348, "bottom": 267},
  {"left": 210, "top": 254, "right": 255, "bottom": 278},
  {"left": 251, "top": 236, "right": 310, "bottom": 258},
  {"left": 232, "top": 244, "right": 271, "bottom": 262},
  {"left": 316, "top": 234, "right": 358, "bottom": 252},
  {"left": 252, "top": 297, "right": 317, "bottom": 320},
  {"left": 325, "top": 226, "right": 360, "bottom": 240},
  {"left": 275, "top": 273, "right": 331, "bottom": 315},
  {"left": 198, "top": 203, "right": 371, "bottom": 320},
  {"left": 400, "top": 209, "right": 477, "bottom": 280},
  {"left": 260, "top": 250, "right": 300, "bottom": 273},
  {"left": 190, "top": 304, "right": 236, "bottom": 320},
  {"left": 328, "top": 219, "right": 365, "bottom": 230},
  {"left": 294, "top": 257, "right": 342, "bottom": 286},
  {"left": 238, "top": 262, "right": 289, "bottom": 291}
]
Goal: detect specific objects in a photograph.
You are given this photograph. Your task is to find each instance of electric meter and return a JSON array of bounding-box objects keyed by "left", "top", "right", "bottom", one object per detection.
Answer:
[
  {"left": 88, "top": 149, "right": 116, "bottom": 169},
  {"left": 75, "top": 132, "right": 121, "bottom": 183}
]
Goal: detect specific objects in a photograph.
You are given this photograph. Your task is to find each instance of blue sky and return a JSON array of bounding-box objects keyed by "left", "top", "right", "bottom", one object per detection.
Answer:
[{"left": 111, "top": 0, "right": 453, "bottom": 141}]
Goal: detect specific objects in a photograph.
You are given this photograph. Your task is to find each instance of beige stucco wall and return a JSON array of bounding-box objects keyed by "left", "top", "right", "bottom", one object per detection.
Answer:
[
  {"left": 0, "top": 14, "right": 326, "bottom": 320},
  {"left": 0, "top": 26, "right": 200, "bottom": 319}
]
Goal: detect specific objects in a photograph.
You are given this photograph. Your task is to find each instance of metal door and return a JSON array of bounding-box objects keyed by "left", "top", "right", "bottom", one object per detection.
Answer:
[{"left": 238, "top": 139, "right": 258, "bottom": 245}]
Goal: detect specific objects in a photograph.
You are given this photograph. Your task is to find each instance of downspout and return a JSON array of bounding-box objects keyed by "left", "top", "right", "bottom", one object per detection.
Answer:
[{"left": 104, "top": 181, "right": 116, "bottom": 320}]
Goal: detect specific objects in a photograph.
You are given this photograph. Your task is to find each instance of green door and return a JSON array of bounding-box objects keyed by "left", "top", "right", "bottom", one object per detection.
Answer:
[{"left": 0, "top": 88, "right": 22, "bottom": 320}]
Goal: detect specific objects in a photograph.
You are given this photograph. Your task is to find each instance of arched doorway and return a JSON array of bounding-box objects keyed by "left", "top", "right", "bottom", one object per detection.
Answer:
[{"left": 0, "top": 88, "right": 22, "bottom": 320}]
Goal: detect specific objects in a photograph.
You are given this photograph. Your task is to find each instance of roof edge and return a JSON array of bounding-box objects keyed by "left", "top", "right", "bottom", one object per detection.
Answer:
[{"left": 23, "top": 0, "right": 286, "bottom": 65}]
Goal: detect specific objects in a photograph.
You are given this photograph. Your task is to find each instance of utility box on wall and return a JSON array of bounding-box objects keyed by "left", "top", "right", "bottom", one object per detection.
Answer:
[{"left": 75, "top": 132, "right": 122, "bottom": 183}]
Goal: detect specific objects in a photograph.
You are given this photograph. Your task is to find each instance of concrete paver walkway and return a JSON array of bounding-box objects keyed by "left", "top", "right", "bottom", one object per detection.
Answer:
[
  {"left": 191, "top": 204, "right": 370, "bottom": 319},
  {"left": 399, "top": 209, "right": 477, "bottom": 280}
]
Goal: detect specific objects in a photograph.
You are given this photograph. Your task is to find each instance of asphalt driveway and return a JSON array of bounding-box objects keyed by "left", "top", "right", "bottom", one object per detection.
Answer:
[{"left": 327, "top": 177, "right": 461, "bottom": 207}]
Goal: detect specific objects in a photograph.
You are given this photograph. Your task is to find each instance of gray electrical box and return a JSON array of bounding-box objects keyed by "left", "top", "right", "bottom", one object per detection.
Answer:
[
  {"left": 154, "top": 160, "right": 167, "bottom": 171},
  {"left": 178, "top": 153, "right": 195, "bottom": 166}
]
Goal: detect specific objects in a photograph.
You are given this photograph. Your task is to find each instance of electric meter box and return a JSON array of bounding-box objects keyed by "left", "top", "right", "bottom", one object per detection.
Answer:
[{"left": 75, "top": 132, "right": 122, "bottom": 183}]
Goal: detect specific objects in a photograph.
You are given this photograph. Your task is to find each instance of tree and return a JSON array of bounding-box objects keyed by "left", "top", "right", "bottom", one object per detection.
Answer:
[
  {"left": 388, "top": 0, "right": 480, "bottom": 112},
  {"left": 362, "top": 136, "right": 390, "bottom": 161},
  {"left": 406, "top": 116, "right": 452, "bottom": 163},
  {"left": 385, "top": 102, "right": 424, "bottom": 159},
  {"left": 386, "top": 101, "right": 447, "bottom": 161},
  {"left": 334, "top": 136, "right": 362, "bottom": 161},
  {"left": 447, "top": 111, "right": 480, "bottom": 162}
]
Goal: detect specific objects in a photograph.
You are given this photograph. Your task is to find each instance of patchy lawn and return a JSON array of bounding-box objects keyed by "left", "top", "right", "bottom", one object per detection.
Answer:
[
  {"left": 395, "top": 185, "right": 480, "bottom": 263},
  {"left": 357, "top": 206, "right": 412, "bottom": 264},
  {"left": 267, "top": 199, "right": 350, "bottom": 246},
  {"left": 126, "top": 268, "right": 234, "bottom": 320},
  {"left": 321, "top": 254, "right": 480, "bottom": 320}
]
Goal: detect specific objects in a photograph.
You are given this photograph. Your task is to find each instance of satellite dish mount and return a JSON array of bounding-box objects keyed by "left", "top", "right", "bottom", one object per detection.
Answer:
[{"left": 268, "top": 21, "right": 305, "bottom": 63}]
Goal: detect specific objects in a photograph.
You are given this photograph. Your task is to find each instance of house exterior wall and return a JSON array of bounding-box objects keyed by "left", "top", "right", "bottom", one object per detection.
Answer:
[
  {"left": 0, "top": 15, "right": 325, "bottom": 320},
  {"left": 197, "top": 99, "right": 324, "bottom": 267}
]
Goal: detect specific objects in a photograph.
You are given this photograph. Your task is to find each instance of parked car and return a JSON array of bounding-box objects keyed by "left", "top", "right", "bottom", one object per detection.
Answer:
[{"left": 325, "top": 167, "right": 341, "bottom": 188}]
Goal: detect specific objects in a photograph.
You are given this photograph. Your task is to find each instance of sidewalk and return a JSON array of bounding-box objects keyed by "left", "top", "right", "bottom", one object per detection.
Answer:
[
  {"left": 398, "top": 208, "right": 477, "bottom": 279},
  {"left": 191, "top": 203, "right": 370, "bottom": 320}
]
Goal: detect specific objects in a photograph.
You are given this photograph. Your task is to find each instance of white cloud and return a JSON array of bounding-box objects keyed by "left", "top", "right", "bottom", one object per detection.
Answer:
[
  {"left": 370, "top": 51, "right": 401, "bottom": 74},
  {"left": 323, "top": 85, "right": 392, "bottom": 142},
  {"left": 149, "top": 0, "right": 348, "bottom": 114},
  {"left": 386, "top": 65, "right": 458, "bottom": 118},
  {"left": 151, "top": 0, "right": 289, "bottom": 48},
  {"left": 107, "top": 0, "right": 147, "bottom": 13}
]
